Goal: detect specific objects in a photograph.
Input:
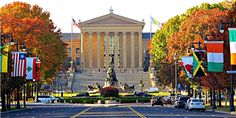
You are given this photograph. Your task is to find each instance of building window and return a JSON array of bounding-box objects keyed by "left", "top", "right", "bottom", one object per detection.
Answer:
[
  {"left": 76, "top": 48, "right": 80, "bottom": 53},
  {"left": 76, "top": 57, "right": 80, "bottom": 65}
]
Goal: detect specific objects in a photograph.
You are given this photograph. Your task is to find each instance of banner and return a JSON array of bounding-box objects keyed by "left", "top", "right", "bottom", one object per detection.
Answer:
[
  {"left": 229, "top": 28, "right": 236, "bottom": 65},
  {"left": 182, "top": 56, "right": 193, "bottom": 78},
  {"left": 1, "top": 45, "right": 10, "bottom": 73},
  {"left": 26, "top": 57, "right": 36, "bottom": 80},
  {"left": 193, "top": 50, "right": 207, "bottom": 76},
  {"left": 11, "top": 52, "right": 27, "bottom": 77},
  {"left": 205, "top": 41, "right": 224, "bottom": 72}
]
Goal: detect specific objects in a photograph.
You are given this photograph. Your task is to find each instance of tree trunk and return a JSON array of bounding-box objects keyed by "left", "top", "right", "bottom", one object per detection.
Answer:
[
  {"left": 1, "top": 85, "right": 6, "bottom": 111},
  {"left": 218, "top": 90, "right": 222, "bottom": 107},
  {"left": 16, "top": 88, "right": 20, "bottom": 109},
  {"left": 210, "top": 89, "right": 212, "bottom": 106}
]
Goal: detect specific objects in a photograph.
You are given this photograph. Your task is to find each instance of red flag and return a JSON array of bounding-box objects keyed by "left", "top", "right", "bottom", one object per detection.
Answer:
[
  {"left": 34, "top": 59, "right": 40, "bottom": 81},
  {"left": 11, "top": 52, "right": 27, "bottom": 77}
]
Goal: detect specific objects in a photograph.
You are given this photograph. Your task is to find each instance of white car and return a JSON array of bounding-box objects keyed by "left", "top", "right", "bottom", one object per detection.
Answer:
[
  {"left": 146, "top": 87, "right": 159, "bottom": 93},
  {"left": 185, "top": 98, "right": 205, "bottom": 111},
  {"left": 37, "top": 95, "right": 56, "bottom": 103}
]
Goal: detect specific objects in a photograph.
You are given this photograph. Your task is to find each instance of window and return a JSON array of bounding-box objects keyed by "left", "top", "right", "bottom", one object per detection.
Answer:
[
  {"left": 76, "top": 48, "right": 80, "bottom": 53},
  {"left": 76, "top": 57, "right": 80, "bottom": 65}
]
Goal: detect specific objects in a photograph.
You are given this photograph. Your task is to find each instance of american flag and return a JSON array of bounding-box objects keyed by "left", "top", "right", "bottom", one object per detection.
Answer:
[{"left": 11, "top": 52, "right": 27, "bottom": 77}]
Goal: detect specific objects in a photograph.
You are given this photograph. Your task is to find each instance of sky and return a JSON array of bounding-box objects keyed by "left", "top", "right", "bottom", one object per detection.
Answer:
[{"left": 0, "top": 0, "right": 226, "bottom": 33}]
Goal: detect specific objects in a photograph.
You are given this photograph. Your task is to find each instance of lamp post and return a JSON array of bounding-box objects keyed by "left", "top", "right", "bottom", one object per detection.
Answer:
[
  {"left": 173, "top": 53, "right": 177, "bottom": 99},
  {"left": 220, "top": 17, "right": 235, "bottom": 112}
]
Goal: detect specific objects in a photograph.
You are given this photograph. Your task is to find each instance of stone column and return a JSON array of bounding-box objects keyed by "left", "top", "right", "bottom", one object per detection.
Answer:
[
  {"left": 138, "top": 32, "right": 143, "bottom": 68},
  {"left": 81, "top": 32, "right": 85, "bottom": 68},
  {"left": 131, "top": 32, "right": 135, "bottom": 68},
  {"left": 97, "top": 32, "right": 101, "bottom": 68},
  {"left": 122, "top": 32, "right": 127, "bottom": 68},
  {"left": 105, "top": 32, "right": 109, "bottom": 68},
  {"left": 114, "top": 32, "right": 118, "bottom": 69},
  {"left": 88, "top": 32, "right": 93, "bottom": 68}
]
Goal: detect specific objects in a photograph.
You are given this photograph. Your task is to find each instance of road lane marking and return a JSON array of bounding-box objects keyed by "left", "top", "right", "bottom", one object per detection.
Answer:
[
  {"left": 128, "top": 106, "right": 146, "bottom": 118},
  {"left": 71, "top": 107, "right": 93, "bottom": 118}
]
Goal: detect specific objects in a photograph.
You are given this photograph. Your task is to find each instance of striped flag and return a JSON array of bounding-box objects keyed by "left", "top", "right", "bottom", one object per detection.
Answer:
[
  {"left": 11, "top": 52, "right": 27, "bottom": 77},
  {"left": 26, "top": 57, "right": 36, "bottom": 80},
  {"left": 72, "top": 18, "right": 80, "bottom": 28},
  {"left": 229, "top": 28, "right": 236, "bottom": 65},
  {"left": 205, "top": 41, "right": 224, "bottom": 72},
  {"left": 1, "top": 45, "right": 10, "bottom": 73}
]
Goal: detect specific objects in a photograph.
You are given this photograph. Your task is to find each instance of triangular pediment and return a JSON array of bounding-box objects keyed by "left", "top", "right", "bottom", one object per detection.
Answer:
[{"left": 80, "top": 13, "right": 144, "bottom": 27}]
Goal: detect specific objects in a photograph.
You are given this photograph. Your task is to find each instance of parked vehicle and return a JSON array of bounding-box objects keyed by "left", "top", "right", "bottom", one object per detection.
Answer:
[
  {"left": 174, "top": 96, "right": 190, "bottom": 108},
  {"left": 162, "top": 96, "right": 173, "bottom": 105},
  {"left": 151, "top": 96, "right": 164, "bottom": 106},
  {"left": 185, "top": 98, "right": 205, "bottom": 111},
  {"left": 55, "top": 97, "right": 64, "bottom": 103},
  {"left": 145, "top": 87, "right": 159, "bottom": 93},
  {"left": 38, "top": 95, "right": 56, "bottom": 103},
  {"left": 134, "top": 91, "right": 152, "bottom": 97},
  {"left": 75, "top": 92, "right": 89, "bottom": 97}
]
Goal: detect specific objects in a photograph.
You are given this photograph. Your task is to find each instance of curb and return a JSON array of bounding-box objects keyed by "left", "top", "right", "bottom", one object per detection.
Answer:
[{"left": 207, "top": 109, "right": 236, "bottom": 115}]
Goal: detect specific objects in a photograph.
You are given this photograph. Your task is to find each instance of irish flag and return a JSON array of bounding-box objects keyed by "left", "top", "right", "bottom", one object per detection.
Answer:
[
  {"left": 229, "top": 28, "right": 236, "bottom": 65},
  {"left": 206, "top": 41, "right": 224, "bottom": 72}
]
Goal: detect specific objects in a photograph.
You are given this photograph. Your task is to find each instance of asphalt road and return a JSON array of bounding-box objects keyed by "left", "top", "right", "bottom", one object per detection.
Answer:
[{"left": 1, "top": 103, "right": 235, "bottom": 118}]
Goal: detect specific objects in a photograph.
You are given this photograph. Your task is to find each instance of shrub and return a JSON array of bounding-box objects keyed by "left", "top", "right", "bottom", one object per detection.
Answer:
[{"left": 100, "top": 86, "right": 119, "bottom": 97}]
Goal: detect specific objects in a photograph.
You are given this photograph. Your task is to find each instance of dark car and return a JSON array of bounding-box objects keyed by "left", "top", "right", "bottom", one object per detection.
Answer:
[
  {"left": 76, "top": 92, "right": 89, "bottom": 97},
  {"left": 134, "top": 92, "right": 152, "bottom": 97},
  {"left": 55, "top": 97, "right": 64, "bottom": 103},
  {"left": 174, "top": 96, "right": 190, "bottom": 108},
  {"left": 151, "top": 96, "right": 164, "bottom": 106}
]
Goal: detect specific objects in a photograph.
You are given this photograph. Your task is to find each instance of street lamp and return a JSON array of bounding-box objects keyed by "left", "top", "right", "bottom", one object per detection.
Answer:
[
  {"left": 220, "top": 17, "right": 235, "bottom": 112},
  {"left": 173, "top": 53, "right": 177, "bottom": 99}
]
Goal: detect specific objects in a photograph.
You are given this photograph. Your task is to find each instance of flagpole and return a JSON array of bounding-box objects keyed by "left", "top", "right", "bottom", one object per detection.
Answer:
[
  {"left": 70, "top": 17, "right": 73, "bottom": 72},
  {"left": 150, "top": 16, "right": 152, "bottom": 40}
]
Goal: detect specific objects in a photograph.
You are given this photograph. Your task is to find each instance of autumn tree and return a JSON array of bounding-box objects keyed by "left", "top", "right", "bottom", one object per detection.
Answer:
[{"left": 0, "top": 1, "right": 67, "bottom": 81}]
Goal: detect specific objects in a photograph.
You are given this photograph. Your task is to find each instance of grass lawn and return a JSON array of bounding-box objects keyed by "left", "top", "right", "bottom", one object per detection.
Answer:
[{"left": 205, "top": 105, "right": 230, "bottom": 112}]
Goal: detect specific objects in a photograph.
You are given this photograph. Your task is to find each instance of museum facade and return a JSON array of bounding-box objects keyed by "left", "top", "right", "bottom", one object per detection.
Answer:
[{"left": 62, "top": 10, "right": 151, "bottom": 72}]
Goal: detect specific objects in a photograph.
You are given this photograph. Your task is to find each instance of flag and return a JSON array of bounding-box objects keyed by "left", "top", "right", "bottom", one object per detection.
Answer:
[
  {"left": 26, "top": 57, "right": 36, "bottom": 80},
  {"left": 34, "top": 59, "right": 40, "bottom": 81},
  {"left": 11, "top": 52, "right": 27, "bottom": 77},
  {"left": 193, "top": 50, "right": 207, "bottom": 76},
  {"left": 229, "top": 28, "right": 236, "bottom": 65},
  {"left": 72, "top": 18, "right": 80, "bottom": 28},
  {"left": 205, "top": 41, "right": 224, "bottom": 72},
  {"left": 1, "top": 45, "right": 10, "bottom": 73},
  {"left": 150, "top": 16, "right": 162, "bottom": 28},
  {"left": 182, "top": 56, "right": 193, "bottom": 78}
]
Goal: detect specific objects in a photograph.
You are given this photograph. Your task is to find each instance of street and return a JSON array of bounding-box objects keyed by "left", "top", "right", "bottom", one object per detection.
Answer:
[{"left": 1, "top": 103, "right": 235, "bottom": 118}]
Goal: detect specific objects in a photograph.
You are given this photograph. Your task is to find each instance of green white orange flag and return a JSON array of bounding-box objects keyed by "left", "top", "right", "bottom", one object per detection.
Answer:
[
  {"left": 229, "top": 28, "right": 236, "bottom": 65},
  {"left": 205, "top": 41, "right": 224, "bottom": 72},
  {"left": 1, "top": 45, "right": 10, "bottom": 73}
]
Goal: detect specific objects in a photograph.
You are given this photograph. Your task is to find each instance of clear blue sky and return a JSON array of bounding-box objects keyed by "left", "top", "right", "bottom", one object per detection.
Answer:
[{"left": 0, "top": 0, "right": 225, "bottom": 33}]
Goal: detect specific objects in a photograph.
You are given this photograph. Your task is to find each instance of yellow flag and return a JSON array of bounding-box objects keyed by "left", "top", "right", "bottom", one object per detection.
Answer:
[{"left": 2, "top": 45, "right": 9, "bottom": 73}]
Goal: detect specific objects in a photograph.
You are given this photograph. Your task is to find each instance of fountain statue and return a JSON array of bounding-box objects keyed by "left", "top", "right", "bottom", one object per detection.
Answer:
[{"left": 104, "top": 56, "right": 118, "bottom": 87}]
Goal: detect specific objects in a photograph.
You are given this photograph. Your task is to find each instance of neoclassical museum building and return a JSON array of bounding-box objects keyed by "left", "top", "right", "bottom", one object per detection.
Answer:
[{"left": 62, "top": 9, "right": 152, "bottom": 73}]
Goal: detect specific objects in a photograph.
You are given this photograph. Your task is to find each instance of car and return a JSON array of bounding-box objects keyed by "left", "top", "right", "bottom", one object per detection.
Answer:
[
  {"left": 174, "top": 96, "right": 190, "bottom": 108},
  {"left": 37, "top": 95, "right": 55, "bottom": 103},
  {"left": 145, "top": 87, "right": 159, "bottom": 93},
  {"left": 151, "top": 96, "right": 164, "bottom": 106},
  {"left": 75, "top": 92, "right": 89, "bottom": 97},
  {"left": 134, "top": 92, "right": 152, "bottom": 97},
  {"left": 185, "top": 98, "right": 205, "bottom": 111},
  {"left": 162, "top": 96, "right": 173, "bottom": 105},
  {"left": 55, "top": 97, "right": 64, "bottom": 103}
]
